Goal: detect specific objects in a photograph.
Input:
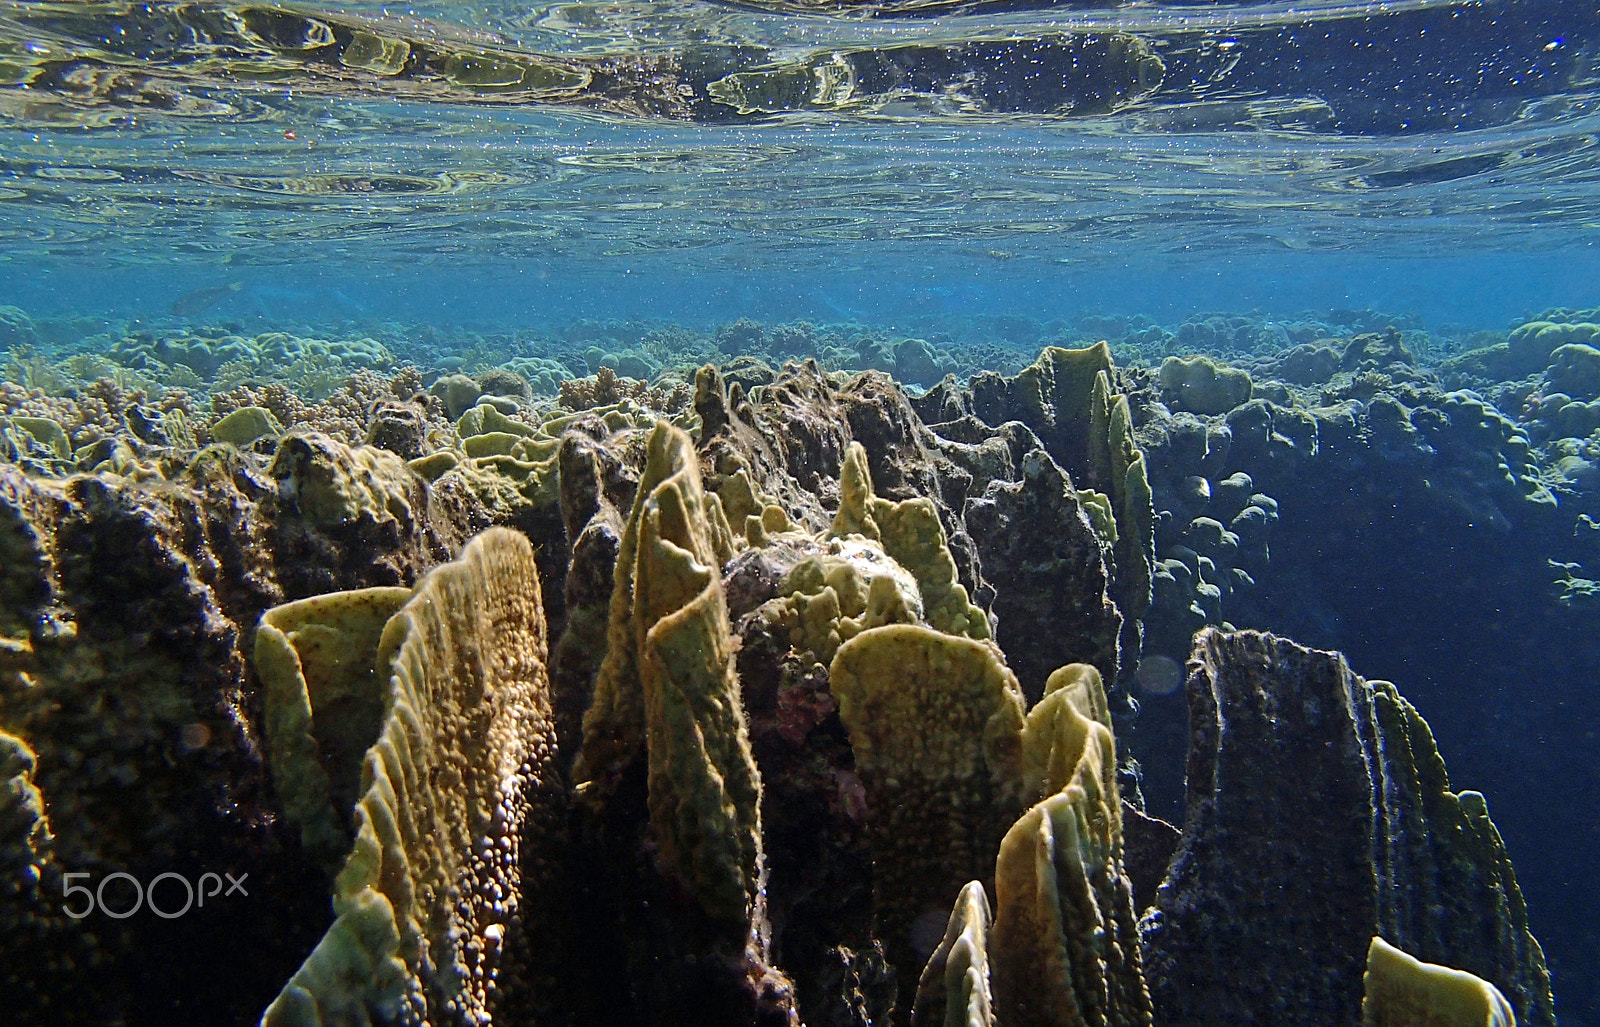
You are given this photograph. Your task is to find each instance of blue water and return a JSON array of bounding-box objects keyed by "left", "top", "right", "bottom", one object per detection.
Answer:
[{"left": 8, "top": 249, "right": 1600, "bottom": 331}]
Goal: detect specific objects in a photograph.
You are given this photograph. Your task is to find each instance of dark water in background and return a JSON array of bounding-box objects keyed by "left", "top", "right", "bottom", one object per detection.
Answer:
[{"left": 4, "top": 0, "right": 1600, "bottom": 1021}]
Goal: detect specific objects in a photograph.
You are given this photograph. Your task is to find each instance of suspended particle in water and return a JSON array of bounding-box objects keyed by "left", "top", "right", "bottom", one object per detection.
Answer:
[
  {"left": 180, "top": 722, "right": 212, "bottom": 751},
  {"left": 1135, "top": 654, "right": 1184, "bottom": 696}
]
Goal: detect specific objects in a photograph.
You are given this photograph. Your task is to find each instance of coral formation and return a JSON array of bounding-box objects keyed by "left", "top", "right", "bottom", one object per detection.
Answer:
[
  {"left": 910, "top": 881, "right": 995, "bottom": 1027},
  {"left": 0, "top": 320, "right": 1572, "bottom": 1027},
  {"left": 827, "top": 442, "right": 989, "bottom": 640},
  {"left": 990, "top": 661, "right": 1151, "bottom": 1027},
  {"left": 579, "top": 421, "right": 760, "bottom": 928},
  {"left": 567, "top": 420, "right": 794, "bottom": 1026},
  {"left": 829, "top": 623, "right": 1027, "bottom": 998},
  {"left": 262, "top": 527, "right": 562, "bottom": 1027},
  {"left": 212, "top": 405, "right": 286, "bottom": 447},
  {"left": 962, "top": 344, "right": 1155, "bottom": 685},
  {"left": 1156, "top": 355, "right": 1252, "bottom": 415},
  {"left": 1362, "top": 936, "right": 1515, "bottom": 1027},
  {"left": 254, "top": 586, "right": 415, "bottom": 870},
  {"left": 1141, "top": 629, "right": 1554, "bottom": 1027}
]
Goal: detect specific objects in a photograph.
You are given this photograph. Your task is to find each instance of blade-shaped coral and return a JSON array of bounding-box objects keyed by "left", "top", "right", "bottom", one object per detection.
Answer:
[{"left": 260, "top": 526, "right": 559, "bottom": 1027}]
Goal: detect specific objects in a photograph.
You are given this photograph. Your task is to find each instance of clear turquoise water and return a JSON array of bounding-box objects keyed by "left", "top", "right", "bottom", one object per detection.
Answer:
[{"left": 2, "top": 0, "right": 1599, "bottom": 330}]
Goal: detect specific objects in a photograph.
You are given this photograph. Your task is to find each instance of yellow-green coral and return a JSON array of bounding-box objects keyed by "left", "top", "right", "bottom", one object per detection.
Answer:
[
  {"left": 212, "top": 406, "right": 285, "bottom": 447},
  {"left": 992, "top": 664, "right": 1150, "bottom": 1027},
  {"left": 893, "top": 660, "right": 1148, "bottom": 1027},
  {"left": 261, "top": 527, "right": 557, "bottom": 1027},
  {"left": 0, "top": 730, "right": 53, "bottom": 890},
  {"left": 827, "top": 441, "right": 989, "bottom": 639},
  {"left": 573, "top": 421, "right": 760, "bottom": 929},
  {"left": 1157, "top": 355, "right": 1253, "bottom": 415},
  {"left": 271, "top": 433, "right": 416, "bottom": 530},
  {"left": 1018, "top": 664, "right": 1117, "bottom": 813},
  {"left": 1362, "top": 936, "right": 1515, "bottom": 1027},
  {"left": 757, "top": 537, "right": 922, "bottom": 665},
  {"left": 912, "top": 880, "right": 996, "bottom": 1027},
  {"left": 254, "top": 586, "right": 414, "bottom": 870},
  {"left": 828, "top": 623, "right": 1025, "bottom": 988},
  {"left": 1089, "top": 370, "right": 1154, "bottom": 618}
]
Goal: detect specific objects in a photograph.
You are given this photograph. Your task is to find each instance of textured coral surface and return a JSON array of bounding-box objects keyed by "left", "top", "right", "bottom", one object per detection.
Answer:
[{"left": 0, "top": 326, "right": 1574, "bottom": 1027}]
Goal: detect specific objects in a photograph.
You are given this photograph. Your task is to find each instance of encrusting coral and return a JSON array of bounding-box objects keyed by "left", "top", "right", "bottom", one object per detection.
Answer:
[
  {"left": 262, "top": 527, "right": 563, "bottom": 1027},
  {"left": 827, "top": 441, "right": 990, "bottom": 640}
]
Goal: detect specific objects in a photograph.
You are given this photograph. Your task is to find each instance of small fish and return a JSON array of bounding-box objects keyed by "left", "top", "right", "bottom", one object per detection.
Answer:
[{"left": 170, "top": 281, "right": 243, "bottom": 317}]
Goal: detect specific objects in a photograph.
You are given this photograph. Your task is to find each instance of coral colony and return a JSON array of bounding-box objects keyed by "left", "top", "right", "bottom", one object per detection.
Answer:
[{"left": 2, "top": 308, "right": 1587, "bottom": 1026}]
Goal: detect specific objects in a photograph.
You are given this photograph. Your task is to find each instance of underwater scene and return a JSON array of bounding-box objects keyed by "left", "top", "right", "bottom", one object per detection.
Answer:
[{"left": 2, "top": 0, "right": 1599, "bottom": 1023}]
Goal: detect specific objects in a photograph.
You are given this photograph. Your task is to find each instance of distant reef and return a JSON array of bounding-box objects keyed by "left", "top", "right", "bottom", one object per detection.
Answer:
[{"left": 0, "top": 306, "right": 1592, "bottom": 1025}]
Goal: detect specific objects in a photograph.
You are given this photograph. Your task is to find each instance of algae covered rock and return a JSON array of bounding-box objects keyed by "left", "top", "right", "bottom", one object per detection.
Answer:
[
  {"left": 0, "top": 458, "right": 327, "bottom": 1025},
  {"left": 271, "top": 431, "right": 417, "bottom": 532},
  {"left": 1342, "top": 328, "right": 1416, "bottom": 369},
  {"left": 261, "top": 527, "right": 563, "bottom": 1027},
  {"left": 268, "top": 431, "right": 462, "bottom": 599},
  {"left": 968, "top": 344, "right": 1154, "bottom": 681},
  {"left": 212, "top": 405, "right": 285, "bottom": 447},
  {"left": 965, "top": 445, "right": 1123, "bottom": 699},
  {"left": 0, "top": 730, "right": 52, "bottom": 897}
]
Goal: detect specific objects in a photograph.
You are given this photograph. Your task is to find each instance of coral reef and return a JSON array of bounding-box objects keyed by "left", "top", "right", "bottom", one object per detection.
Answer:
[
  {"left": 254, "top": 586, "right": 415, "bottom": 870},
  {"left": 0, "top": 323, "right": 1572, "bottom": 1027}
]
